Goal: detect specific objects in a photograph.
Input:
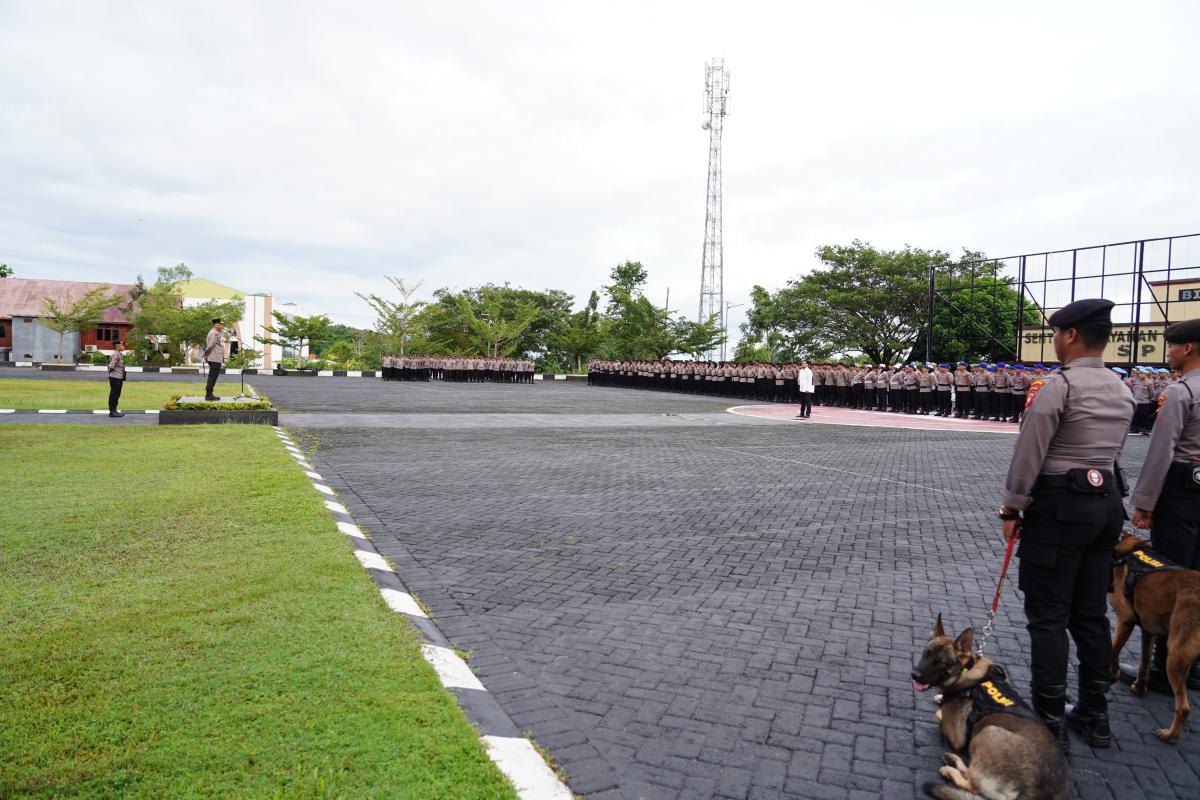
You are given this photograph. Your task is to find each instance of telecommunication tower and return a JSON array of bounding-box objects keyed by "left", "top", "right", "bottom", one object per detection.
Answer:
[{"left": 698, "top": 58, "right": 729, "bottom": 355}]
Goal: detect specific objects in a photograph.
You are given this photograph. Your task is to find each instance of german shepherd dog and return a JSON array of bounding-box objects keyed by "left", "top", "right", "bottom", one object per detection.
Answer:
[
  {"left": 1109, "top": 531, "right": 1200, "bottom": 744},
  {"left": 912, "top": 615, "right": 1068, "bottom": 800}
]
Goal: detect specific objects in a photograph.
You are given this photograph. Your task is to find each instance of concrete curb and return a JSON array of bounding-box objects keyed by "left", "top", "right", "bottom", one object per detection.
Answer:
[
  {"left": 273, "top": 425, "right": 572, "bottom": 800},
  {"left": 0, "top": 408, "right": 160, "bottom": 414}
]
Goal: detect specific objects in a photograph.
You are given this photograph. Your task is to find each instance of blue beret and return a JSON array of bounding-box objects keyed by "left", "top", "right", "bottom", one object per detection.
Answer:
[
  {"left": 985, "top": 365, "right": 996, "bottom": 372},
  {"left": 997, "top": 362, "right": 1007, "bottom": 368},
  {"left": 1035, "top": 364, "right": 1046, "bottom": 369},
  {"left": 1047, "top": 298, "right": 1115, "bottom": 329},
  {"left": 956, "top": 361, "right": 967, "bottom": 366},
  {"left": 938, "top": 363, "right": 949, "bottom": 368},
  {"left": 1111, "top": 367, "right": 1127, "bottom": 376}
]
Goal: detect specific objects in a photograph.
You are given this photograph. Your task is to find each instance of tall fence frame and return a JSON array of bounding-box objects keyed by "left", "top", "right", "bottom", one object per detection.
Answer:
[{"left": 925, "top": 233, "right": 1200, "bottom": 366}]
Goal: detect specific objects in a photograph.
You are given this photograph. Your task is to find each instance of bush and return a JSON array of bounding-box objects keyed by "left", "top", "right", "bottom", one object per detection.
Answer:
[{"left": 87, "top": 351, "right": 110, "bottom": 365}]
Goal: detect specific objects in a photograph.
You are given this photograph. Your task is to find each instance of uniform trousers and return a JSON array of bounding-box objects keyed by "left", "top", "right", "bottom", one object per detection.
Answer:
[
  {"left": 108, "top": 377, "right": 124, "bottom": 411},
  {"left": 1150, "top": 462, "right": 1200, "bottom": 569},
  {"left": 1018, "top": 477, "right": 1124, "bottom": 691},
  {"left": 205, "top": 361, "right": 222, "bottom": 397},
  {"left": 973, "top": 391, "right": 990, "bottom": 418},
  {"left": 936, "top": 390, "right": 951, "bottom": 415},
  {"left": 797, "top": 391, "right": 812, "bottom": 417}
]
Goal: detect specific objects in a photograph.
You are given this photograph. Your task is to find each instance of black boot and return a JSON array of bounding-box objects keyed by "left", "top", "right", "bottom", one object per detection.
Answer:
[
  {"left": 1119, "top": 640, "right": 1172, "bottom": 694},
  {"left": 1066, "top": 678, "right": 1113, "bottom": 748},
  {"left": 1032, "top": 684, "right": 1070, "bottom": 756}
]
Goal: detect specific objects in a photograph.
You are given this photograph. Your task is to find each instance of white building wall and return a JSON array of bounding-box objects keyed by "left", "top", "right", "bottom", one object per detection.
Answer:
[{"left": 181, "top": 293, "right": 282, "bottom": 369}]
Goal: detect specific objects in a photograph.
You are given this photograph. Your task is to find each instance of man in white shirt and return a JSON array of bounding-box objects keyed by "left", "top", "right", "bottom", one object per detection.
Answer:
[{"left": 795, "top": 360, "right": 814, "bottom": 418}]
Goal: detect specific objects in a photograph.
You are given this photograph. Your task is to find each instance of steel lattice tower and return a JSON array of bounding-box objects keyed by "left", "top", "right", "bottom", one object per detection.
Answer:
[{"left": 698, "top": 59, "right": 729, "bottom": 354}]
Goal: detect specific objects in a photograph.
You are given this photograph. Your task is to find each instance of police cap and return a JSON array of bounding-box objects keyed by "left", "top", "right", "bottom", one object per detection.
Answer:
[
  {"left": 211, "top": 317, "right": 223, "bottom": 324},
  {"left": 1164, "top": 318, "right": 1200, "bottom": 345},
  {"left": 1047, "top": 298, "right": 1114, "bottom": 330}
]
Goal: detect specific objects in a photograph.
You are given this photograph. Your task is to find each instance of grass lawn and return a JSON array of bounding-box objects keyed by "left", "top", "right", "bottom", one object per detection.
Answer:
[
  {"left": 0, "top": 378, "right": 245, "bottom": 410},
  {"left": 0, "top": 425, "right": 517, "bottom": 800}
]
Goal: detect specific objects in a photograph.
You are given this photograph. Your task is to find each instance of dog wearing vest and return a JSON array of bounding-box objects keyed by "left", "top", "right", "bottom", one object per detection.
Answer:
[
  {"left": 1109, "top": 531, "right": 1200, "bottom": 744},
  {"left": 913, "top": 615, "right": 1068, "bottom": 800}
]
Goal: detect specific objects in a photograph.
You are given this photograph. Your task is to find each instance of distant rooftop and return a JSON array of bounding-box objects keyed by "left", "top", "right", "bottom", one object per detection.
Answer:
[
  {"left": 177, "top": 277, "right": 247, "bottom": 300},
  {"left": 0, "top": 278, "right": 137, "bottom": 323}
]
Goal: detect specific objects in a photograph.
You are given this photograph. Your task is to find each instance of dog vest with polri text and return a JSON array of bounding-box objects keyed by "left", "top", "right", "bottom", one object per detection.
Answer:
[
  {"left": 1120, "top": 548, "right": 1185, "bottom": 604},
  {"left": 950, "top": 665, "right": 1041, "bottom": 734}
]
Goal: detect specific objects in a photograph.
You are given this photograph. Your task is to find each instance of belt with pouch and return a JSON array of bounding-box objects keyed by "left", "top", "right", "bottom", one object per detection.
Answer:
[
  {"left": 1166, "top": 460, "right": 1200, "bottom": 493},
  {"left": 1033, "top": 468, "right": 1115, "bottom": 494}
]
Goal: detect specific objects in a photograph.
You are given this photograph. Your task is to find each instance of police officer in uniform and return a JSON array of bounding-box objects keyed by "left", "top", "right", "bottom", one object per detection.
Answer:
[
  {"left": 107, "top": 340, "right": 127, "bottom": 417},
  {"left": 1124, "top": 318, "right": 1200, "bottom": 692},
  {"left": 203, "top": 318, "right": 225, "bottom": 401},
  {"left": 999, "top": 298, "right": 1135, "bottom": 753}
]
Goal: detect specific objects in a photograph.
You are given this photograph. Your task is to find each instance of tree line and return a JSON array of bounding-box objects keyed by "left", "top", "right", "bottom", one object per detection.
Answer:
[
  {"left": 9, "top": 241, "right": 1039, "bottom": 370},
  {"left": 735, "top": 241, "right": 1039, "bottom": 365},
  {"left": 347, "top": 260, "right": 725, "bottom": 372}
]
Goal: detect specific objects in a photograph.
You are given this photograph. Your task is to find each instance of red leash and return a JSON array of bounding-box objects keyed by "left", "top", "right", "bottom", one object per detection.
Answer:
[
  {"left": 977, "top": 533, "right": 1018, "bottom": 656},
  {"left": 991, "top": 533, "right": 1018, "bottom": 614}
]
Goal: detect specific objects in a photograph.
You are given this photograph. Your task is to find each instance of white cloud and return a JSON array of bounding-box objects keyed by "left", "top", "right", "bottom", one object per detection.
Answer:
[{"left": 1, "top": 0, "right": 1197, "bottom": 338}]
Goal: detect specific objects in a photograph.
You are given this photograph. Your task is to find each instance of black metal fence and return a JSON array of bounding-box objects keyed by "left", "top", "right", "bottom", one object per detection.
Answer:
[{"left": 925, "top": 233, "right": 1200, "bottom": 366}]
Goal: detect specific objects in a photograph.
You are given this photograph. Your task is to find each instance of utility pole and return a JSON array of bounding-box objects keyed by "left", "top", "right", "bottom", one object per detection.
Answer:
[
  {"left": 722, "top": 301, "right": 743, "bottom": 362},
  {"left": 698, "top": 58, "right": 729, "bottom": 360}
]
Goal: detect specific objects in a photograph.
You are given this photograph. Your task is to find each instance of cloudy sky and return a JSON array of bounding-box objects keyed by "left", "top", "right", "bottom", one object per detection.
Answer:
[{"left": 2, "top": 1, "right": 1197, "bottom": 336}]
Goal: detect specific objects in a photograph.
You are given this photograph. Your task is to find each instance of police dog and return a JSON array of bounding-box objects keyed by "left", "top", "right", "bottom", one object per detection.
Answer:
[
  {"left": 1109, "top": 531, "right": 1200, "bottom": 744},
  {"left": 912, "top": 615, "right": 1068, "bottom": 800}
]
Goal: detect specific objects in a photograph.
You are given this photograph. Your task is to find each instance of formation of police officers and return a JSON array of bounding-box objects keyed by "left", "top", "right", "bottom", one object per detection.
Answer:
[
  {"left": 997, "top": 301, "right": 1200, "bottom": 756},
  {"left": 381, "top": 355, "right": 535, "bottom": 383},
  {"left": 587, "top": 358, "right": 1183, "bottom": 427}
]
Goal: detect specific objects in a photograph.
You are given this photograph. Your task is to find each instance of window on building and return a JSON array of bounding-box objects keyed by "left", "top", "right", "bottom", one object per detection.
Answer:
[
  {"left": 96, "top": 326, "right": 120, "bottom": 342},
  {"left": 0, "top": 321, "right": 6, "bottom": 337}
]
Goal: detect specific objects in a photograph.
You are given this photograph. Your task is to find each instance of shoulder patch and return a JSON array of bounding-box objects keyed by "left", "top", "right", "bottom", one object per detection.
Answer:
[{"left": 1025, "top": 379, "right": 1046, "bottom": 409}]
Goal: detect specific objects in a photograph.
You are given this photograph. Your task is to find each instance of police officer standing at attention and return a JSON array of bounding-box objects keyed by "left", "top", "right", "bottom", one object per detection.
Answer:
[
  {"left": 1124, "top": 319, "right": 1200, "bottom": 692},
  {"left": 999, "top": 298, "right": 1134, "bottom": 754},
  {"left": 203, "top": 318, "right": 225, "bottom": 401},
  {"left": 107, "top": 339, "right": 126, "bottom": 418}
]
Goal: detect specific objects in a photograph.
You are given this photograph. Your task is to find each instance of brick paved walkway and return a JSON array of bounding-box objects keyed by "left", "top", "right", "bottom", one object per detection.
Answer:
[{"left": 269, "top": 380, "right": 1200, "bottom": 800}]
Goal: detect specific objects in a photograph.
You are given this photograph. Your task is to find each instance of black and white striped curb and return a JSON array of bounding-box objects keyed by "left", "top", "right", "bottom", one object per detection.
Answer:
[
  {"left": 272, "top": 425, "right": 572, "bottom": 800},
  {"left": 0, "top": 408, "right": 160, "bottom": 414}
]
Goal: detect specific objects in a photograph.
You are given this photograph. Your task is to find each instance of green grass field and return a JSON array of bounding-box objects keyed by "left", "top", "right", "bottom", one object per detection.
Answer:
[
  {"left": 0, "top": 378, "right": 245, "bottom": 410},
  {"left": 0, "top": 426, "right": 516, "bottom": 800}
]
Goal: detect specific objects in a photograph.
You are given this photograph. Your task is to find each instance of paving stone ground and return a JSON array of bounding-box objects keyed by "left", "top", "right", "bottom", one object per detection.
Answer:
[
  {"left": 271, "top": 380, "right": 1200, "bottom": 800},
  {"left": 5, "top": 371, "right": 1198, "bottom": 797}
]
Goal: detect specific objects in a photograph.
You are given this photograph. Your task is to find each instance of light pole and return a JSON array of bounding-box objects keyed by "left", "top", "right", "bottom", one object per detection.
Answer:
[{"left": 722, "top": 301, "right": 743, "bottom": 362}]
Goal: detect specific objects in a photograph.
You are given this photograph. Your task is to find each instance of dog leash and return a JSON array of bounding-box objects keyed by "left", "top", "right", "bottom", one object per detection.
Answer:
[{"left": 976, "top": 532, "right": 1018, "bottom": 657}]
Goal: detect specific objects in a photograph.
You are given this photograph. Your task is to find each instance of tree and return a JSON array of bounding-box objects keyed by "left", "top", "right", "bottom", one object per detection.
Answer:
[
  {"left": 457, "top": 288, "right": 540, "bottom": 357},
  {"left": 0, "top": 263, "right": 13, "bottom": 278},
  {"left": 671, "top": 314, "right": 725, "bottom": 360},
  {"left": 912, "top": 268, "right": 1043, "bottom": 363},
  {"left": 420, "top": 284, "right": 570, "bottom": 358},
  {"left": 549, "top": 290, "right": 606, "bottom": 372},
  {"left": 743, "top": 242, "right": 953, "bottom": 364},
  {"left": 355, "top": 277, "right": 425, "bottom": 355},
  {"left": 127, "top": 265, "right": 243, "bottom": 365},
  {"left": 599, "top": 260, "right": 725, "bottom": 360},
  {"left": 255, "top": 312, "right": 333, "bottom": 366},
  {"left": 40, "top": 285, "right": 125, "bottom": 361}
]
